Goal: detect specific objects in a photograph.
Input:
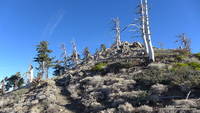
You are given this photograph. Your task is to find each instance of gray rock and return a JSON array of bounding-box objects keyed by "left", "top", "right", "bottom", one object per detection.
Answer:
[
  {"left": 118, "top": 102, "right": 135, "bottom": 113},
  {"left": 36, "top": 94, "right": 46, "bottom": 100},
  {"left": 78, "top": 71, "right": 84, "bottom": 76},
  {"left": 31, "top": 100, "right": 39, "bottom": 105},
  {"left": 119, "top": 68, "right": 127, "bottom": 73}
]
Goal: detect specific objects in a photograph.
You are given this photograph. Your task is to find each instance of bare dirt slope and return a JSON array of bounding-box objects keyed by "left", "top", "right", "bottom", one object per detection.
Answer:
[{"left": 0, "top": 79, "right": 78, "bottom": 113}]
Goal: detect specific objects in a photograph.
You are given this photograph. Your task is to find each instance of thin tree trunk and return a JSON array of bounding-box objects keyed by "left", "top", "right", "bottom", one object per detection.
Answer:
[
  {"left": 1, "top": 80, "right": 5, "bottom": 94},
  {"left": 113, "top": 18, "right": 121, "bottom": 50},
  {"left": 42, "top": 61, "right": 45, "bottom": 79},
  {"left": 45, "top": 67, "right": 48, "bottom": 79},
  {"left": 144, "top": 0, "right": 155, "bottom": 62},
  {"left": 27, "top": 65, "right": 34, "bottom": 83},
  {"left": 140, "top": 0, "right": 149, "bottom": 55},
  {"left": 72, "top": 41, "right": 79, "bottom": 65},
  {"left": 30, "top": 67, "right": 34, "bottom": 82}
]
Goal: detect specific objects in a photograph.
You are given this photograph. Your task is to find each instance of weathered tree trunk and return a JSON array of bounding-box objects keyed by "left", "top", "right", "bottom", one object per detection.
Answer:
[
  {"left": 27, "top": 65, "right": 34, "bottom": 83},
  {"left": 30, "top": 67, "right": 34, "bottom": 82},
  {"left": 72, "top": 41, "right": 79, "bottom": 65},
  {"left": 61, "top": 44, "right": 68, "bottom": 71},
  {"left": 1, "top": 79, "right": 5, "bottom": 94},
  {"left": 45, "top": 67, "right": 48, "bottom": 79},
  {"left": 144, "top": 0, "right": 155, "bottom": 62},
  {"left": 140, "top": 0, "right": 149, "bottom": 55},
  {"left": 14, "top": 80, "right": 18, "bottom": 90},
  {"left": 42, "top": 61, "right": 48, "bottom": 79},
  {"left": 113, "top": 17, "right": 121, "bottom": 50},
  {"left": 42, "top": 61, "right": 46, "bottom": 79},
  {"left": 140, "top": 0, "right": 155, "bottom": 62}
]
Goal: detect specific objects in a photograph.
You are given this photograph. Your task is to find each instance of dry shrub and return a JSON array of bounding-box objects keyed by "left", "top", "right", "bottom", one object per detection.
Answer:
[
  {"left": 118, "top": 102, "right": 135, "bottom": 113},
  {"left": 106, "top": 62, "right": 133, "bottom": 74},
  {"left": 148, "top": 63, "right": 167, "bottom": 69},
  {"left": 150, "top": 84, "right": 168, "bottom": 95},
  {"left": 173, "top": 99, "right": 197, "bottom": 108},
  {"left": 99, "top": 108, "right": 116, "bottom": 113},
  {"left": 136, "top": 105, "right": 153, "bottom": 113}
]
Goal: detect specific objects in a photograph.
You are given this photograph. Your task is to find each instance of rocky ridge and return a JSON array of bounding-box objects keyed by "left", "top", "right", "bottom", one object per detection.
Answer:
[{"left": 1, "top": 42, "right": 200, "bottom": 113}]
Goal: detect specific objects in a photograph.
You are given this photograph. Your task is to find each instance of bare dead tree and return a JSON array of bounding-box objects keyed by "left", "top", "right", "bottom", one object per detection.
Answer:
[
  {"left": 158, "top": 42, "right": 164, "bottom": 49},
  {"left": 186, "top": 90, "right": 191, "bottom": 101},
  {"left": 128, "top": 0, "right": 155, "bottom": 62},
  {"left": 129, "top": 0, "right": 149, "bottom": 55},
  {"left": 71, "top": 41, "right": 80, "bottom": 65},
  {"left": 140, "top": 0, "right": 149, "bottom": 55},
  {"left": 143, "top": 0, "right": 155, "bottom": 62},
  {"left": 176, "top": 33, "right": 191, "bottom": 52},
  {"left": 61, "top": 44, "right": 70, "bottom": 70},
  {"left": 27, "top": 64, "right": 34, "bottom": 83},
  {"left": 112, "top": 17, "right": 121, "bottom": 49}
]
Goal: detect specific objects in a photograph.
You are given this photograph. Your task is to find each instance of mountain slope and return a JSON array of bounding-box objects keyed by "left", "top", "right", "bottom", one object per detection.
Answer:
[{"left": 1, "top": 43, "right": 200, "bottom": 113}]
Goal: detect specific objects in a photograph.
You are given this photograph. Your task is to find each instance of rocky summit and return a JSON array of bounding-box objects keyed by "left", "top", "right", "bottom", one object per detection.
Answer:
[{"left": 0, "top": 43, "right": 200, "bottom": 113}]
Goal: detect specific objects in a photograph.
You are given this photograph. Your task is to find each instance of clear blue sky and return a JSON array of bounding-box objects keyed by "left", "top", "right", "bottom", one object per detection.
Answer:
[{"left": 0, "top": 0, "right": 200, "bottom": 80}]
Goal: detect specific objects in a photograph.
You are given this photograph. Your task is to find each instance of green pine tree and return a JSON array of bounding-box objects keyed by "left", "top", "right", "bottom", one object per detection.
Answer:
[
  {"left": 53, "top": 60, "right": 65, "bottom": 76},
  {"left": 34, "top": 41, "right": 54, "bottom": 79},
  {"left": 83, "top": 47, "right": 91, "bottom": 60},
  {"left": 5, "top": 72, "right": 24, "bottom": 91},
  {"left": 100, "top": 44, "right": 106, "bottom": 52}
]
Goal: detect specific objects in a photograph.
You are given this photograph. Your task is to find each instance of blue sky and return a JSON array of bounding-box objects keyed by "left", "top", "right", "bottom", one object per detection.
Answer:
[{"left": 0, "top": 0, "right": 200, "bottom": 80}]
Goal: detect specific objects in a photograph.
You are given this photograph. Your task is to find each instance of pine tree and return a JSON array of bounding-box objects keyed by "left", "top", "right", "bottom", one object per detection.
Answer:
[
  {"left": 100, "top": 44, "right": 106, "bottom": 52},
  {"left": 53, "top": 60, "right": 65, "bottom": 76},
  {"left": 83, "top": 47, "right": 91, "bottom": 60},
  {"left": 94, "top": 49, "right": 100, "bottom": 60},
  {"left": 5, "top": 72, "right": 24, "bottom": 91},
  {"left": 34, "top": 41, "right": 54, "bottom": 79},
  {"left": 1, "top": 78, "right": 5, "bottom": 94}
]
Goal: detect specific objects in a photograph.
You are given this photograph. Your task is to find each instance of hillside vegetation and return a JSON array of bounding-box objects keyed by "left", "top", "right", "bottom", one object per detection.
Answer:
[{"left": 1, "top": 45, "right": 200, "bottom": 113}]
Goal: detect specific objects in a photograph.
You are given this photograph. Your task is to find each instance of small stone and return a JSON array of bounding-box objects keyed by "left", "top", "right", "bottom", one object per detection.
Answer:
[
  {"left": 119, "top": 68, "right": 127, "bottom": 73},
  {"left": 31, "top": 100, "right": 39, "bottom": 104},
  {"left": 137, "top": 105, "right": 153, "bottom": 113},
  {"left": 78, "top": 71, "right": 84, "bottom": 76},
  {"left": 37, "top": 94, "right": 46, "bottom": 100}
]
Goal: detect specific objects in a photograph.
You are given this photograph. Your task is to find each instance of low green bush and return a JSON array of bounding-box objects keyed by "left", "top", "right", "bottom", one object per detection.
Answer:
[
  {"left": 106, "top": 62, "right": 133, "bottom": 73},
  {"left": 175, "top": 55, "right": 187, "bottom": 62},
  {"left": 133, "top": 67, "right": 166, "bottom": 89},
  {"left": 133, "top": 66, "right": 200, "bottom": 90},
  {"left": 194, "top": 53, "right": 200, "bottom": 60},
  {"left": 188, "top": 62, "right": 200, "bottom": 71},
  {"left": 167, "top": 67, "right": 200, "bottom": 89},
  {"left": 173, "top": 49, "right": 190, "bottom": 56},
  {"left": 134, "top": 91, "right": 149, "bottom": 106},
  {"left": 91, "top": 62, "right": 107, "bottom": 72},
  {"left": 173, "top": 62, "right": 200, "bottom": 71}
]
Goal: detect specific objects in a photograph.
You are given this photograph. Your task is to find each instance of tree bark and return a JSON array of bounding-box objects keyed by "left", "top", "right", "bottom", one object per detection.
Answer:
[
  {"left": 113, "top": 18, "right": 121, "bottom": 50},
  {"left": 1, "top": 80, "right": 5, "bottom": 94},
  {"left": 140, "top": 0, "right": 149, "bottom": 55},
  {"left": 143, "top": 0, "right": 155, "bottom": 62}
]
